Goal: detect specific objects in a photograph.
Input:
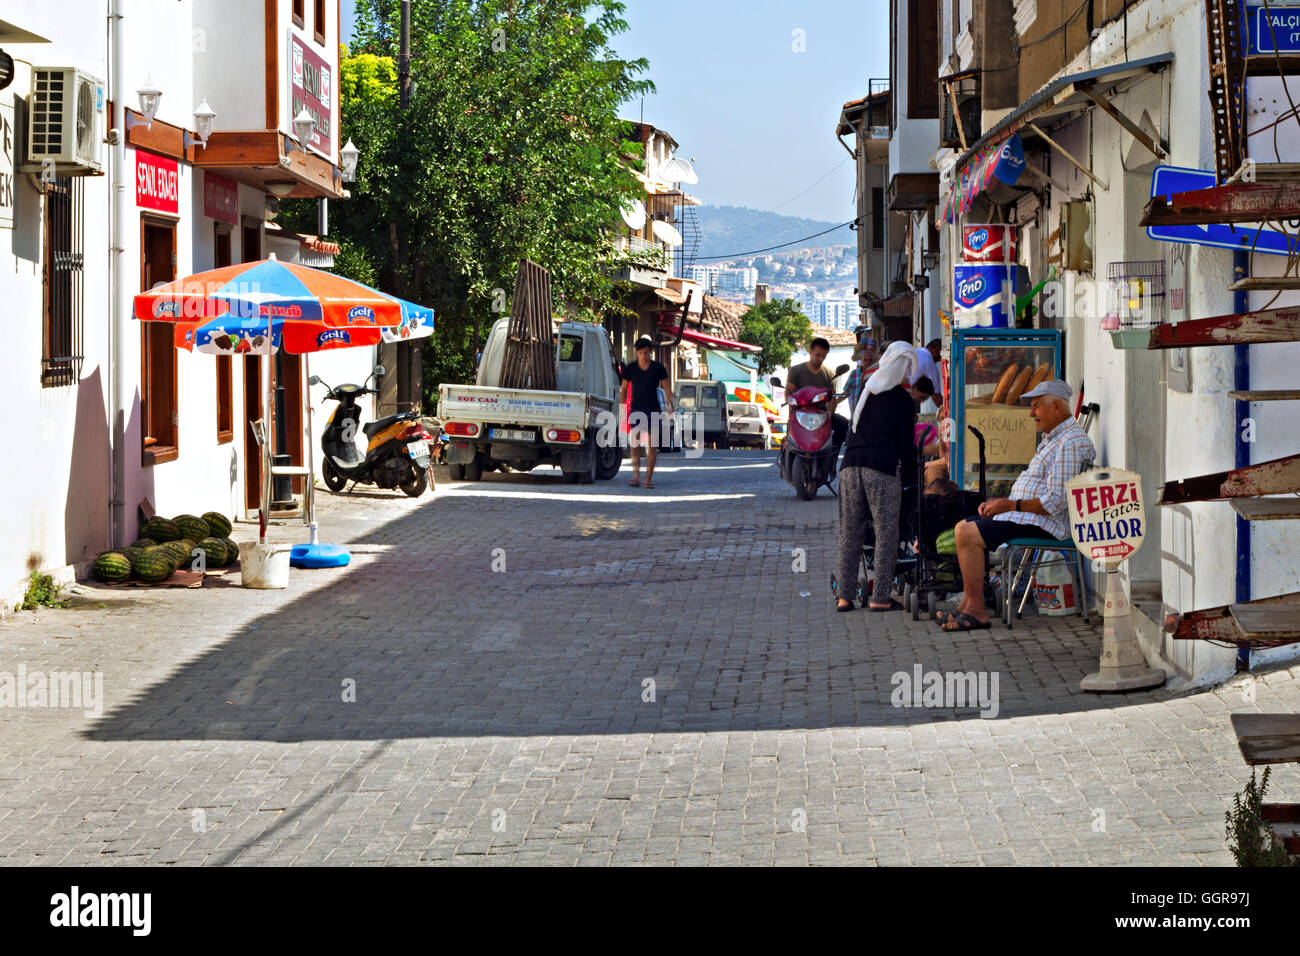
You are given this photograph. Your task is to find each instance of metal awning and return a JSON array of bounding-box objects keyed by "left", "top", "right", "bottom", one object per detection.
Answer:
[
  {"left": 946, "top": 53, "right": 1173, "bottom": 215},
  {"left": 657, "top": 324, "right": 761, "bottom": 354}
]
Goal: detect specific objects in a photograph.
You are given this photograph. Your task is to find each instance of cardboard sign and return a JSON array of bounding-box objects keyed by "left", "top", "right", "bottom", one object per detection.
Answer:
[
  {"left": 964, "top": 403, "right": 1038, "bottom": 464},
  {"left": 135, "top": 149, "right": 179, "bottom": 214},
  {"left": 1067, "top": 468, "right": 1145, "bottom": 567},
  {"left": 203, "top": 171, "right": 238, "bottom": 225}
]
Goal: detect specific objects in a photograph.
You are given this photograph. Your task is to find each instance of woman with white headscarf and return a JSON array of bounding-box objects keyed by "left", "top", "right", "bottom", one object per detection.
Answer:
[{"left": 835, "top": 341, "right": 923, "bottom": 612}]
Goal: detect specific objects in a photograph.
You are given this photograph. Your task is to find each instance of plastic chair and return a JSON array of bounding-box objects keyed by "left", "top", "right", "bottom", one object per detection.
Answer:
[{"left": 998, "top": 539, "right": 1090, "bottom": 629}]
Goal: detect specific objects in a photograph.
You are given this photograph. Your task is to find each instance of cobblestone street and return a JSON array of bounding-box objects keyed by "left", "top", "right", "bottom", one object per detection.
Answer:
[{"left": 1, "top": 451, "right": 1296, "bottom": 866}]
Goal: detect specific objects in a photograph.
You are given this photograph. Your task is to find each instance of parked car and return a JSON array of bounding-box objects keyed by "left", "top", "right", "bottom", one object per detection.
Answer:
[
  {"left": 673, "top": 379, "right": 730, "bottom": 449},
  {"left": 727, "top": 402, "right": 772, "bottom": 449}
]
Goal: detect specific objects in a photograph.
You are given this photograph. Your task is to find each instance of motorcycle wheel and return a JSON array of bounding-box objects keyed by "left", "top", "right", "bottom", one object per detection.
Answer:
[
  {"left": 399, "top": 464, "right": 428, "bottom": 497},
  {"left": 448, "top": 462, "right": 466, "bottom": 481},
  {"left": 791, "top": 457, "right": 816, "bottom": 500},
  {"left": 322, "top": 458, "right": 347, "bottom": 493}
]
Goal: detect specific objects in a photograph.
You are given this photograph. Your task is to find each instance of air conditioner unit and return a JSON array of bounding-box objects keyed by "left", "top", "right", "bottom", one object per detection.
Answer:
[{"left": 22, "top": 67, "right": 105, "bottom": 175}]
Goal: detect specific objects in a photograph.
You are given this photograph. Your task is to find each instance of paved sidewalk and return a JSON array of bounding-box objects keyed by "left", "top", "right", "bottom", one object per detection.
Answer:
[{"left": 0, "top": 451, "right": 1295, "bottom": 865}]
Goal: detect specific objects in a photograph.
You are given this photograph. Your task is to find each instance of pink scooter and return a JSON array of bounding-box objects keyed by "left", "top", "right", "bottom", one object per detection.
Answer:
[{"left": 771, "top": 363, "right": 849, "bottom": 500}]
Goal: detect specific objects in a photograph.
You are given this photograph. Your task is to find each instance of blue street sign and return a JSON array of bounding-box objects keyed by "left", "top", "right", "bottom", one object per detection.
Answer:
[
  {"left": 1246, "top": 4, "right": 1300, "bottom": 54},
  {"left": 1147, "top": 166, "right": 1300, "bottom": 257}
]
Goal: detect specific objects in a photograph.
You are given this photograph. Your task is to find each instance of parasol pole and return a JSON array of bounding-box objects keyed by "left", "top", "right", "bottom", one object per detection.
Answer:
[
  {"left": 304, "top": 352, "right": 318, "bottom": 544},
  {"left": 261, "top": 255, "right": 277, "bottom": 544}
]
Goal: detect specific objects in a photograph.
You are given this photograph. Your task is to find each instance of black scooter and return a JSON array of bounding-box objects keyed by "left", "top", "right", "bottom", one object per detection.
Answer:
[{"left": 311, "top": 365, "right": 434, "bottom": 497}]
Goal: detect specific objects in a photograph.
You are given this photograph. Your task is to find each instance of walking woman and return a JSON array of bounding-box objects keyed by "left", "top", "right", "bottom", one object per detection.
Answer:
[{"left": 835, "top": 341, "right": 919, "bottom": 612}]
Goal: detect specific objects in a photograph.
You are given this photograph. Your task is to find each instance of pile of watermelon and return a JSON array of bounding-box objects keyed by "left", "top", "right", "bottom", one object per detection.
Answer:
[{"left": 92, "top": 511, "right": 241, "bottom": 585}]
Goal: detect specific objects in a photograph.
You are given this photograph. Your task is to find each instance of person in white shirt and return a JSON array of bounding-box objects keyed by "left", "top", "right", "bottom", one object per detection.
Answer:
[{"left": 914, "top": 339, "right": 942, "bottom": 408}]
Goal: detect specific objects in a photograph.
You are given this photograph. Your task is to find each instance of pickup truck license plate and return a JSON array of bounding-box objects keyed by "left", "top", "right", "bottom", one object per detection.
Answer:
[{"left": 489, "top": 428, "right": 536, "bottom": 442}]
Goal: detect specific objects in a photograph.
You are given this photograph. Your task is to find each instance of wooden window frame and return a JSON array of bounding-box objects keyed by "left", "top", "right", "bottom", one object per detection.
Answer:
[
  {"left": 292, "top": 0, "right": 305, "bottom": 29},
  {"left": 313, "top": 0, "right": 326, "bottom": 45},
  {"left": 907, "top": 0, "right": 940, "bottom": 120},
  {"left": 141, "top": 214, "right": 180, "bottom": 466},
  {"left": 215, "top": 224, "right": 234, "bottom": 444}
]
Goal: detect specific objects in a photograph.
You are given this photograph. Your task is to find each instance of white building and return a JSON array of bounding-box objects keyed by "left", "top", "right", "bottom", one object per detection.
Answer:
[{"left": 0, "top": 1, "right": 377, "bottom": 609}]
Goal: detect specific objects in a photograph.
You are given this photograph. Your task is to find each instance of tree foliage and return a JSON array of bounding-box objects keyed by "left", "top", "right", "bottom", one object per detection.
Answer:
[
  {"left": 285, "top": 0, "right": 653, "bottom": 407},
  {"left": 739, "top": 299, "right": 814, "bottom": 376}
]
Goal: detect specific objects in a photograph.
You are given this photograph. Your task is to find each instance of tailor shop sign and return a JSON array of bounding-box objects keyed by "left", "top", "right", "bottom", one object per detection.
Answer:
[
  {"left": 1067, "top": 468, "right": 1146, "bottom": 567},
  {"left": 289, "top": 32, "right": 332, "bottom": 155}
]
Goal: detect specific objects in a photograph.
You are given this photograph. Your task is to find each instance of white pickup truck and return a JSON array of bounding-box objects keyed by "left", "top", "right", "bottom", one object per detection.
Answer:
[{"left": 437, "top": 317, "right": 625, "bottom": 484}]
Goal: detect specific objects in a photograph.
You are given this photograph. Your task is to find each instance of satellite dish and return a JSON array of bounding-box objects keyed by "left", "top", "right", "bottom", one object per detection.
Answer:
[
  {"left": 620, "top": 199, "right": 647, "bottom": 230},
  {"left": 678, "top": 158, "right": 699, "bottom": 185},
  {"left": 652, "top": 220, "right": 682, "bottom": 247},
  {"left": 661, "top": 156, "right": 694, "bottom": 184}
]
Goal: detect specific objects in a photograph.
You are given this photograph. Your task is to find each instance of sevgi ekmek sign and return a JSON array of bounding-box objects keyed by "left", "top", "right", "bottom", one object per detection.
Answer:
[{"left": 290, "top": 33, "right": 332, "bottom": 156}]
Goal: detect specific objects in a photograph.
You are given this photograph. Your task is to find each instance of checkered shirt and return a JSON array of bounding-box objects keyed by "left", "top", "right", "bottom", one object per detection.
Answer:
[{"left": 994, "top": 415, "right": 1095, "bottom": 539}]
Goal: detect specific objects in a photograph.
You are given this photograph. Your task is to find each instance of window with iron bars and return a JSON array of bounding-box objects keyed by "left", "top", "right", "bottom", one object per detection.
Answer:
[{"left": 42, "top": 177, "right": 84, "bottom": 388}]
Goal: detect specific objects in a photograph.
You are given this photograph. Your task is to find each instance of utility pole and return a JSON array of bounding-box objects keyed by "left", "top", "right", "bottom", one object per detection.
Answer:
[{"left": 399, "top": 0, "right": 411, "bottom": 109}]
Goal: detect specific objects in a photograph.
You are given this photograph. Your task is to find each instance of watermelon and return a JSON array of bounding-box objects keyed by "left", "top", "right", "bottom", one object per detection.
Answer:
[
  {"left": 131, "top": 537, "right": 157, "bottom": 549},
  {"left": 223, "top": 538, "right": 240, "bottom": 566},
  {"left": 164, "top": 541, "right": 198, "bottom": 569},
  {"left": 121, "top": 545, "right": 145, "bottom": 564},
  {"left": 141, "top": 517, "right": 181, "bottom": 543},
  {"left": 203, "top": 512, "right": 233, "bottom": 538},
  {"left": 134, "top": 549, "right": 175, "bottom": 583},
  {"left": 173, "top": 514, "right": 211, "bottom": 541},
  {"left": 92, "top": 551, "right": 132, "bottom": 583},
  {"left": 198, "top": 537, "right": 227, "bottom": 568}
]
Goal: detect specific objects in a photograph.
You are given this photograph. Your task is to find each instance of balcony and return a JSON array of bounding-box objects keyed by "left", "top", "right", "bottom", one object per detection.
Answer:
[{"left": 610, "top": 235, "right": 671, "bottom": 288}]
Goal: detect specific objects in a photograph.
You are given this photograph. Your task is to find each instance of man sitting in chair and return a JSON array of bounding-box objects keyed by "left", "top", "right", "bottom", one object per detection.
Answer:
[{"left": 941, "top": 380, "right": 1095, "bottom": 632}]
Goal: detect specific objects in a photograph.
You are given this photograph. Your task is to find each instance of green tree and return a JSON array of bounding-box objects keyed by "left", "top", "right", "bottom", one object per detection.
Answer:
[
  {"left": 285, "top": 1, "right": 652, "bottom": 408},
  {"left": 739, "top": 299, "right": 814, "bottom": 376}
]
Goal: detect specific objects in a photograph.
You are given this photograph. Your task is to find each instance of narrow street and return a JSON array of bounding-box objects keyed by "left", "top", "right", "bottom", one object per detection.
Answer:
[{"left": 1, "top": 452, "right": 1293, "bottom": 866}]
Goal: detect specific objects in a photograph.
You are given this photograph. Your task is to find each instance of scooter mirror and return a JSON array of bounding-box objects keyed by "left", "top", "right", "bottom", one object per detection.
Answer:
[
  {"left": 308, "top": 375, "right": 321, "bottom": 386},
  {"left": 373, "top": 365, "right": 386, "bottom": 377},
  {"left": 834, "top": 363, "right": 850, "bottom": 377},
  {"left": 769, "top": 376, "right": 782, "bottom": 388}
]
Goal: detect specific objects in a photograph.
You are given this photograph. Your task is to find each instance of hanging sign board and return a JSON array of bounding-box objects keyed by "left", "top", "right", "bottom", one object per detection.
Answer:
[
  {"left": 135, "top": 149, "right": 180, "bottom": 214},
  {"left": 203, "top": 171, "right": 239, "bottom": 225},
  {"left": 289, "top": 32, "right": 333, "bottom": 157},
  {"left": 1067, "top": 468, "right": 1146, "bottom": 568}
]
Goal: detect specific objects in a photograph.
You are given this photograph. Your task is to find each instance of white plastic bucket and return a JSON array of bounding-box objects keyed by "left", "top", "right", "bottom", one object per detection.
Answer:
[
  {"left": 1031, "top": 552, "right": 1076, "bottom": 616},
  {"left": 240, "top": 542, "right": 292, "bottom": 589}
]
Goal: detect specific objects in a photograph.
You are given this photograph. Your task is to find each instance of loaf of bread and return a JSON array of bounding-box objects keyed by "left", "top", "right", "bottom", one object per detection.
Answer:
[
  {"left": 1025, "top": 363, "right": 1052, "bottom": 393},
  {"left": 991, "top": 364, "right": 1019, "bottom": 404},
  {"left": 1004, "top": 366, "right": 1035, "bottom": 404}
]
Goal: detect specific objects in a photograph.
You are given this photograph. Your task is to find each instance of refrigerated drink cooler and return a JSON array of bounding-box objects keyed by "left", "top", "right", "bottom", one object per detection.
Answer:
[{"left": 948, "top": 328, "right": 1064, "bottom": 497}]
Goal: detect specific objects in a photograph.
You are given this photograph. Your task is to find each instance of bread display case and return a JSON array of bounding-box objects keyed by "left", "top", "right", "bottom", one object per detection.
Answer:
[{"left": 948, "top": 329, "right": 1064, "bottom": 496}]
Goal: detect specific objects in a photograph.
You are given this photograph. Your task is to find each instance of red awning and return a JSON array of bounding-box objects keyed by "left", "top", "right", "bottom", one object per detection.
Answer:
[{"left": 660, "top": 324, "right": 761, "bottom": 353}]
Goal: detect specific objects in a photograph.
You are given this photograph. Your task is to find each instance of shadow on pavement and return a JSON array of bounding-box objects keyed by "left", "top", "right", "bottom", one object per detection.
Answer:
[{"left": 83, "top": 454, "right": 1158, "bottom": 743}]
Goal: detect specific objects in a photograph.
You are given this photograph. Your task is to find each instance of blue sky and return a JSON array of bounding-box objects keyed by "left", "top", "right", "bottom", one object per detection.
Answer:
[{"left": 341, "top": 0, "right": 889, "bottom": 222}]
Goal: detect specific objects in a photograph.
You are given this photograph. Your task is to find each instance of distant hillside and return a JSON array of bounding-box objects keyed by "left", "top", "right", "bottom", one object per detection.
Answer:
[{"left": 692, "top": 205, "right": 855, "bottom": 261}]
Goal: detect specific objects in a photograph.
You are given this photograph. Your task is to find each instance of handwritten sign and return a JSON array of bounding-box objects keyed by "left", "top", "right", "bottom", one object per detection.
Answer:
[
  {"left": 1067, "top": 468, "right": 1145, "bottom": 567},
  {"left": 135, "top": 149, "right": 179, "bottom": 214},
  {"left": 964, "top": 403, "right": 1037, "bottom": 464}
]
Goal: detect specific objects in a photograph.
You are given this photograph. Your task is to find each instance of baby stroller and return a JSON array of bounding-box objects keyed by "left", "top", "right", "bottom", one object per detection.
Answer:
[
  {"left": 903, "top": 426, "right": 1002, "bottom": 621},
  {"left": 827, "top": 458, "right": 923, "bottom": 609}
]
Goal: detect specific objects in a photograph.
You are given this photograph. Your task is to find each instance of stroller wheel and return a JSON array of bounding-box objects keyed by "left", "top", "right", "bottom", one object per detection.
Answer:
[
  {"left": 829, "top": 572, "right": 838, "bottom": 595},
  {"left": 927, "top": 590, "right": 939, "bottom": 620},
  {"left": 858, "top": 577, "right": 871, "bottom": 606}
]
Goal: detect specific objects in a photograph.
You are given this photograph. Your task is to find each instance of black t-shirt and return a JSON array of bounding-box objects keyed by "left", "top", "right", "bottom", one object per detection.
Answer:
[
  {"left": 842, "top": 385, "right": 917, "bottom": 485},
  {"left": 621, "top": 360, "right": 669, "bottom": 413}
]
